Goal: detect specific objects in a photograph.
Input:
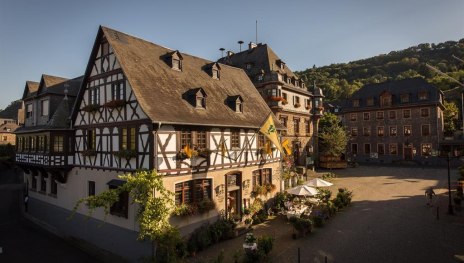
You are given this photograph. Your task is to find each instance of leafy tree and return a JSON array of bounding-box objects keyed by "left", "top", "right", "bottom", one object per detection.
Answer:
[
  {"left": 444, "top": 101, "right": 459, "bottom": 135},
  {"left": 318, "top": 113, "right": 348, "bottom": 156},
  {"left": 71, "top": 169, "right": 181, "bottom": 261}
]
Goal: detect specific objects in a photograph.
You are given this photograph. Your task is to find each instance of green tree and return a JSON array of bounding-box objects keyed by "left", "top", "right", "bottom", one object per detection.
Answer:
[
  {"left": 318, "top": 113, "right": 349, "bottom": 157},
  {"left": 444, "top": 101, "right": 459, "bottom": 135},
  {"left": 71, "top": 169, "right": 181, "bottom": 261}
]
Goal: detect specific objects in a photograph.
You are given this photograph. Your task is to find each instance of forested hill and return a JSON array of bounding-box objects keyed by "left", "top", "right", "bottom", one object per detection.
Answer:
[{"left": 296, "top": 39, "right": 464, "bottom": 102}]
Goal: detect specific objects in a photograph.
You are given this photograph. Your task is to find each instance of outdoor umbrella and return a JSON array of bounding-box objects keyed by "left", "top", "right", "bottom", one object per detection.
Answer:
[
  {"left": 306, "top": 178, "right": 333, "bottom": 187},
  {"left": 286, "top": 185, "right": 318, "bottom": 196}
]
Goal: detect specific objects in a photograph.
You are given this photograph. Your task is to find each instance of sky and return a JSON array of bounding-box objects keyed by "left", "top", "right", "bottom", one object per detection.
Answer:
[{"left": 0, "top": 0, "right": 463, "bottom": 109}]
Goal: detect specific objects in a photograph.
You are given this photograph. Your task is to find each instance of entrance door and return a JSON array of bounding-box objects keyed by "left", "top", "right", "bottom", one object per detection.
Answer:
[
  {"left": 225, "top": 173, "right": 241, "bottom": 218},
  {"left": 404, "top": 147, "right": 413, "bottom": 160}
]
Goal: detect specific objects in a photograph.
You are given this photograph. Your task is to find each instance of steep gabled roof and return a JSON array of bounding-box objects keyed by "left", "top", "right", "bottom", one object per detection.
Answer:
[
  {"left": 22, "top": 81, "right": 39, "bottom": 100},
  {"left": 37, "top": 74, "right": 69, "bottom": 95},
  {"left": 74, "top": 26, "right": 277, "bottom": 129},
  {"left": 219, "top": 44, "right": 297, "bottom": 79}
]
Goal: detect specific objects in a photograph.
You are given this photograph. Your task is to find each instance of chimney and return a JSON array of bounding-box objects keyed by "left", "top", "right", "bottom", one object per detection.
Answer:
[
  {"left": 248, "top": 42, "right": 257, "bottom": 50},
  {"left": 227, "top": 51, "right": 234, "bottom": 57}
]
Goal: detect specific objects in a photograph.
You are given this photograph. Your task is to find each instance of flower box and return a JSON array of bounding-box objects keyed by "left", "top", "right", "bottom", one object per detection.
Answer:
[
  {"left": 104, "top": 99, "right": 126, "bottom": 109},
  {"left": 81, "top": 149, "right": 97, "bottom": 157},
  {"left": 282, "top": 99, "right": 289, "bottom": 105},
  {"left": 113, "top": 149, "right": 137, "bottom": 159},
  {"left": 294, "top": 103, "right": 301, "bottom": 108},
  {"left": 81, "top": 104, "right": 100, "bottom": 112},
  {"left": 305, "top": 105, "right": 311, "bottom": 110},
  {"left": 267, "top": 96, "right": 284, "bottom": 102}
]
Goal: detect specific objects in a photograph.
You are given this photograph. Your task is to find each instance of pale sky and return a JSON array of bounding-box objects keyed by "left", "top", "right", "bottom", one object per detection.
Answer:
[{"left": 0, "top": 0, "right": 463, "bottom": 109}]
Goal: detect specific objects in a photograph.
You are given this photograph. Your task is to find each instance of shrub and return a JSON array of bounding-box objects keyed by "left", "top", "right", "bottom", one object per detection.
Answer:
[
  {"left": 273, "top": 192, "right": 288, "bottom": 210},
  {"left": 336, "top": 188, "right": 353, "bottom": 206},
  {"left": 322, "top": 172, "right": 337, "bottom": 180},
  {"left": 312, "top": 214, "right": 324, "bottom": 228},
  {"left": 197, "top": 198, "right": 215, "bottom": 214},
  {"left": 257, "top": 235, "right": 274, "bottom": 255},
  {"left": 289, "top": 217, "right": 312, "bottom": 236}
]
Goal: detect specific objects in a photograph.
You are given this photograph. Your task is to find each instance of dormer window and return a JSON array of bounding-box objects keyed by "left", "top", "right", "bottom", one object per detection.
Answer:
[
  {"left": 235, "top": 96, "right": 243, "bottom": 113},
  {"left": 169, "top": 50, "right": 183, "bottom": 71},
  {"left": 400, "top": 93, "right": 410, "bottom": 103},
  {"left": 211, "top": 63, "right": 221, "bottom": 80},
  {"left": 352, "top": 99, "right": 360, "bottom": 108},
  {"left": 196, "top": 92, "right": 206, "bottom": 109},
  {"left": 366, "top": 97, "right": 374, "bottom": 106},
  {"left": 418, "top": 90, "right": 428, "bottom": 100},
  {"left": 380, "top": 91, "right": 392, "bottom": 107},
  {"left": 276, "top": 59, "right": 285, "bottom": 69},
  {"left": 245, "top": 63, "right": 253, "bottom": 71}
]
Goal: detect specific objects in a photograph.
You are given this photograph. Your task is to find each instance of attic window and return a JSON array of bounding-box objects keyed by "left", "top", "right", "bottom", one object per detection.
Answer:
[
  {"left": 245, "top": 63, "right": 253, "bottom": 70},
  {"left": 277, "top": 59, "right": 285, "bottom": 69},
  {"left": 169, "top": 51, "right": 183, "bottom": 71},
  {"left": 211, "top": 63, "right": 221, "bottom": 80},
  {"left": 418, "top": 90, "right": 428, "bottom": 100},
  {"left": 235, "top": 96, "right": 243, "bottom": 113},
  {"left": 195, "top": 89, "right": 207, "bottom": 109},
  {"left": 400, "top": 94, "right": 410, "bottom": 103}
]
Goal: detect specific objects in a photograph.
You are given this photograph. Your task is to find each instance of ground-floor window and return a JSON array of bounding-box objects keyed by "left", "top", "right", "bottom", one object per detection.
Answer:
[
  {"left": 421, "top": 143, "right": 432, "bottom": 156},
  {"left": 351, "top": 143, "right": 358, "bottom": 155},
  {"left": 50, "top": 179, "right": 57, "bottom": 195},
  {"left": 389, "top": 143, "right": 398, "bottom": 155},
  {"left": 364, "top": 144, "right": 371, "bottom": 154},
  {"left": 378, "top": 144, "right": 385, "bottom": 155},
  {"left": 109, "top": 185, "right": 128, "bottom": 218},
  {"left": 252, "top": 168, "right": 272, "bottom": 188},
  {"left": 175, "top": 179, "right": 212, "bottom": 205},
  {"left": 40, "top": 176, "right": 47, "bottom": 192}
]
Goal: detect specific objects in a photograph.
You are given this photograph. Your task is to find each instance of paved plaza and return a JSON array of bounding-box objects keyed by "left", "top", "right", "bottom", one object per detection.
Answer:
[{"left": 191, "top": 165, "right": 464, "bottom": 263}]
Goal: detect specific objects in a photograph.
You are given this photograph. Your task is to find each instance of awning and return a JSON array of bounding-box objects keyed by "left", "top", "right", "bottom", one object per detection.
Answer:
[{"left": 106, "top": 179, "right": 126, "bottom": 187}]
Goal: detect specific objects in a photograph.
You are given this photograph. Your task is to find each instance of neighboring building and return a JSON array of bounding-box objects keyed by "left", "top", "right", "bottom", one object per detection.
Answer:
[
  {"left": 219, "top": 43, "right": 323, "bottom": 173},
  {"left": 15, "top": 74, "right": 82, "bottom": 184},
  {"left": 0, "top": 99, "right": 22, "bottom": 125},
  {"left": 341, "top": 77, "right": 444, "bottom": 163},
  {"left": 17, "top": 26, "right": 283, "bottom": 260},
  {"left": 0, "top": 122, "right": 19, "bottom": 145}
]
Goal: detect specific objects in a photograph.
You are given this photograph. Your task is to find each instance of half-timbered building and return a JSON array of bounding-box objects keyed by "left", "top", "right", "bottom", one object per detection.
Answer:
[
  {"left": 219, "top": 43, "right": 324, "bottom": 175},
  {"left": 20, "top": 26, "right": 284, "bottom": 260}
]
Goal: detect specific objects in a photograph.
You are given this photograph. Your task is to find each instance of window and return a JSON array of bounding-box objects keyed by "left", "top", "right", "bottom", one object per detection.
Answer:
[
  {"left": 245, "top": 63, "right": 253, "bottom": 70},
  {"left": 235, "top": 99, "right": 243, "bottom": 113},
  {"left": 377, "top": 126, "right": 384, "bottom": 137},
  {"left": 421, "top": 125, "right": 430, "bottom": 136},
  {"left": 389, "top": 126, "right": 397, "bottom": 136},
  {"left": 30, "top": 136, "right": 36, "bottom": 152},
  {"left": 293, "top": 118, "right": 300, "bottom": 135},
  {"left": 252, "top": 168, "right": 272, "bottom": 188},
  {"left": 26, "top": 104, "right": 33, "bottom": 118},
  {"left": 89, "top": 87, "right": 100, "bottom": 105},
  {"left": 389, "top": 143, "right": 398, "bottom": 155},
  {"left": 86, "top": 130, "right": 96, "bottom": 150},
  {"left": 404, "top": 125, "right": 412, "bottom": 136},
  {"left": 363, "top": 112, "right": 370, "bottom": 120},
  {"left": 376, "top": 111, "right": 384, "bottom": 119},
  {"left": 257, "top": 74, "right": 264, "bottom": 81},
  {"left": 421, "top": 143, "right": 432, "bottom": 156},
  {"left": 257, "top": 134, "right": 265, "bottom": 149},
  {"left": 352, "top": 100, "right": 360, "bottom": 107},
  {"left": 280, "top": 116, "right": 288, "bottom": 133},
  {"left": 53, "top": 136, "right": 64, "bottom": 152},
  {"left": 389, "top": 110, "right": 396, "bottom": 119},
  {"left": 350, "top": 113, "right": 357, "bottom": 121},
  {"left": 32, "top": 176, "right": 37, "bottom": 190},
  {"left": 109, "top": 185, "right": 128, "bottom": 218},
  {"left": 175, "top": 179, "right": 212, "bottom": 205},
  {"left": 231, "top": 131, "right": 240, "bottom": 148},
  {"left": 41, "top": 100, "right": 49, "bottom": 116},
  {"left": 363, "top": 127, "right": 370, "bottom": 136},
  {"left": 180, "top": 131, "right": 192, "bottom": 148},
  {"left": 51, "top": 179, "right": 57, "bottom": 196},
  {"left": 40, "top": 176, "right": 47, "bottom": 192},
  {"left": 421, "top": 108, "right": 430, "bottom": 117},
  {"left": 305, "top": 99, "right": 311, "bottom": 109},
  {"left": 304, "top": 119, "right": 310, "bottom": 134},
  {"left": 364, "top": 144, "right": 371, "bottom": 154},
  {"left": 212, "top": 69, "right": 220, "bottom": 79},
  {"left": 121, "top": 127, "right": 136, "bottom": 150},
  {"left": 196, "top": 131, "right": 207, "bottom": 149},
  {"left": 418, "top": 90, "right": 428, "bottom": 100},
  {"left": 293, "top": 96, "right": 300, "bottom": 106},
  {"left": 172, "top": 58, "right": 182, "bottom": 70},
  {"left": 111, "top": 81, "right": 125, "bottom": 101},
  {"left": 2, "top": 136, "right": 7, "bottom": 141},
  {"left": 403, "top": 109, "right": 411, "bottom": 118},
  {"left": 38, "top": 136, "right": 46, "bottom": 152},
  {"left": 24, "top": 137, "right": 30, "bottom": 151},
  {"left": 351, "top": 144, "right": 358, "bottom": 155},
  {"left": 196, "top": 93, "right": 206, "bottom": 109},
  {"left": 378, "top": 144, "right": 385, "bottom": 155},
  {"left": 351, "top": 127, "right": 358, "bottom": 136},
  {"left": 88, "top": 181, "right": 96, "bottom": 196},
  {"left": 366, "top": 97, "right": 374, "bottom": 106},
  {"left": 282, "top": 93, "right": 288, "bottom": 102},
  {"left": 400, "top": 94, "right": 410, "bottom": 103},
  {"left": 380, "top": 95, "right": 392, "bottom": 106}
]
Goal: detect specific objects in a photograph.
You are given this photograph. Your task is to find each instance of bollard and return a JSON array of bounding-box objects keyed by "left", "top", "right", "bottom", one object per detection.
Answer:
[
  {"left": 325, "top": 255, "right": 328, "bottom": 263},
  {"left": 436, "top": 206, "right": 439, "bottom": 220},
  {"left": 298, "top": 247, "right": 300, "bottom": 263}
]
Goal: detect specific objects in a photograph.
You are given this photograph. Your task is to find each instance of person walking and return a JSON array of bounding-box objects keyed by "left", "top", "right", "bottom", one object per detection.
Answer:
[{"left": 425, "top": 187, "right": 436, "bottom": 206}]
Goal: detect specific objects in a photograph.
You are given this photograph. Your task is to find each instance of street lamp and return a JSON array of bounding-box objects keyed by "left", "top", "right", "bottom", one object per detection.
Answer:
[{"left": 446, "top": 151, "right": 454, "bottom": 215}]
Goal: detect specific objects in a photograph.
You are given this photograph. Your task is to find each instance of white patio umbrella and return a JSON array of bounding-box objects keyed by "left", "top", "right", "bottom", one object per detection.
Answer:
[
  {"left": 286, "top": 185, "right": 318, "bottom": 196},
  {"left": 306, "top": 178, "right": 333, "bottom": 187}
]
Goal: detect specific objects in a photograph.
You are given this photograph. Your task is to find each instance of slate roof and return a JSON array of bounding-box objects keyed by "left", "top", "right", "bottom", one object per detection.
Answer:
[
  {"left": 342, "top": 77, "right": 444, "bottom": 111},
  {"left": 22, "top": 81, "right": 39, "bottom": 99},
  {"left": 78, "top": 26, "right": 279, "bottom": 129}
]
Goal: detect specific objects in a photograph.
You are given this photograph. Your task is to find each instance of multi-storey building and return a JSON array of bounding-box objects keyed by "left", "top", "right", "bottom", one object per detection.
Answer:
[
  {"left": 15, "top": 75, "right": 82, "bottom": 186},
  {"left": 342, "top": 78, "right": 444, "bottom": 163},
  {"left": 17, "top": 26, "right": 283, "bottom": 260},
  {"left": 0, "top": 122, "right": 19, "bottom": 145},
  {"left": 219, "top": 43, "right": 323, "bottom": 170}
]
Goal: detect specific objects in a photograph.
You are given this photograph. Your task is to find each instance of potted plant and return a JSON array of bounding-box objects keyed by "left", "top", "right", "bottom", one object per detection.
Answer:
[
  {"left": 113, "top": 149, "right": 137, "bottom": 159},
  {"left": 282, "top": 99, "right": 288, "bottom": 105},
  {"left": 81, "top": 104, "right": 100, "bottom": 112},
  {"left": 104, "top": 99, "right": 126, "bottom": 109},
  {"left": 197, "top": 198, "right": 215, "bottom": 214},
  {"left": 294, "top": 102, "right": 301, "bottom": 108}
]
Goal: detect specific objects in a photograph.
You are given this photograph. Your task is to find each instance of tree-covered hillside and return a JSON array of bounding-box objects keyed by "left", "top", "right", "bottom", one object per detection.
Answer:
[{"left": 297, "top": 39, "right": 464, "bottom": 102}]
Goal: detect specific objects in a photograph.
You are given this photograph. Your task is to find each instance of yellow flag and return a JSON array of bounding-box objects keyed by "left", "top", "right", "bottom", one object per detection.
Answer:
[
  {"left": 220, "top": 139, "right": 227, "bottom": 156},
  {"left": 183, "top": 144, "right": 192, "bottom": 158},
  {"left": 265, "top": 141, "right": 272, "bottom": 155},
  {"left": 259, "top": 114, "right": 284, "bottom": 154},
  {"left": 281, "top": 139, "right": 292, "bottom": 155}
]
